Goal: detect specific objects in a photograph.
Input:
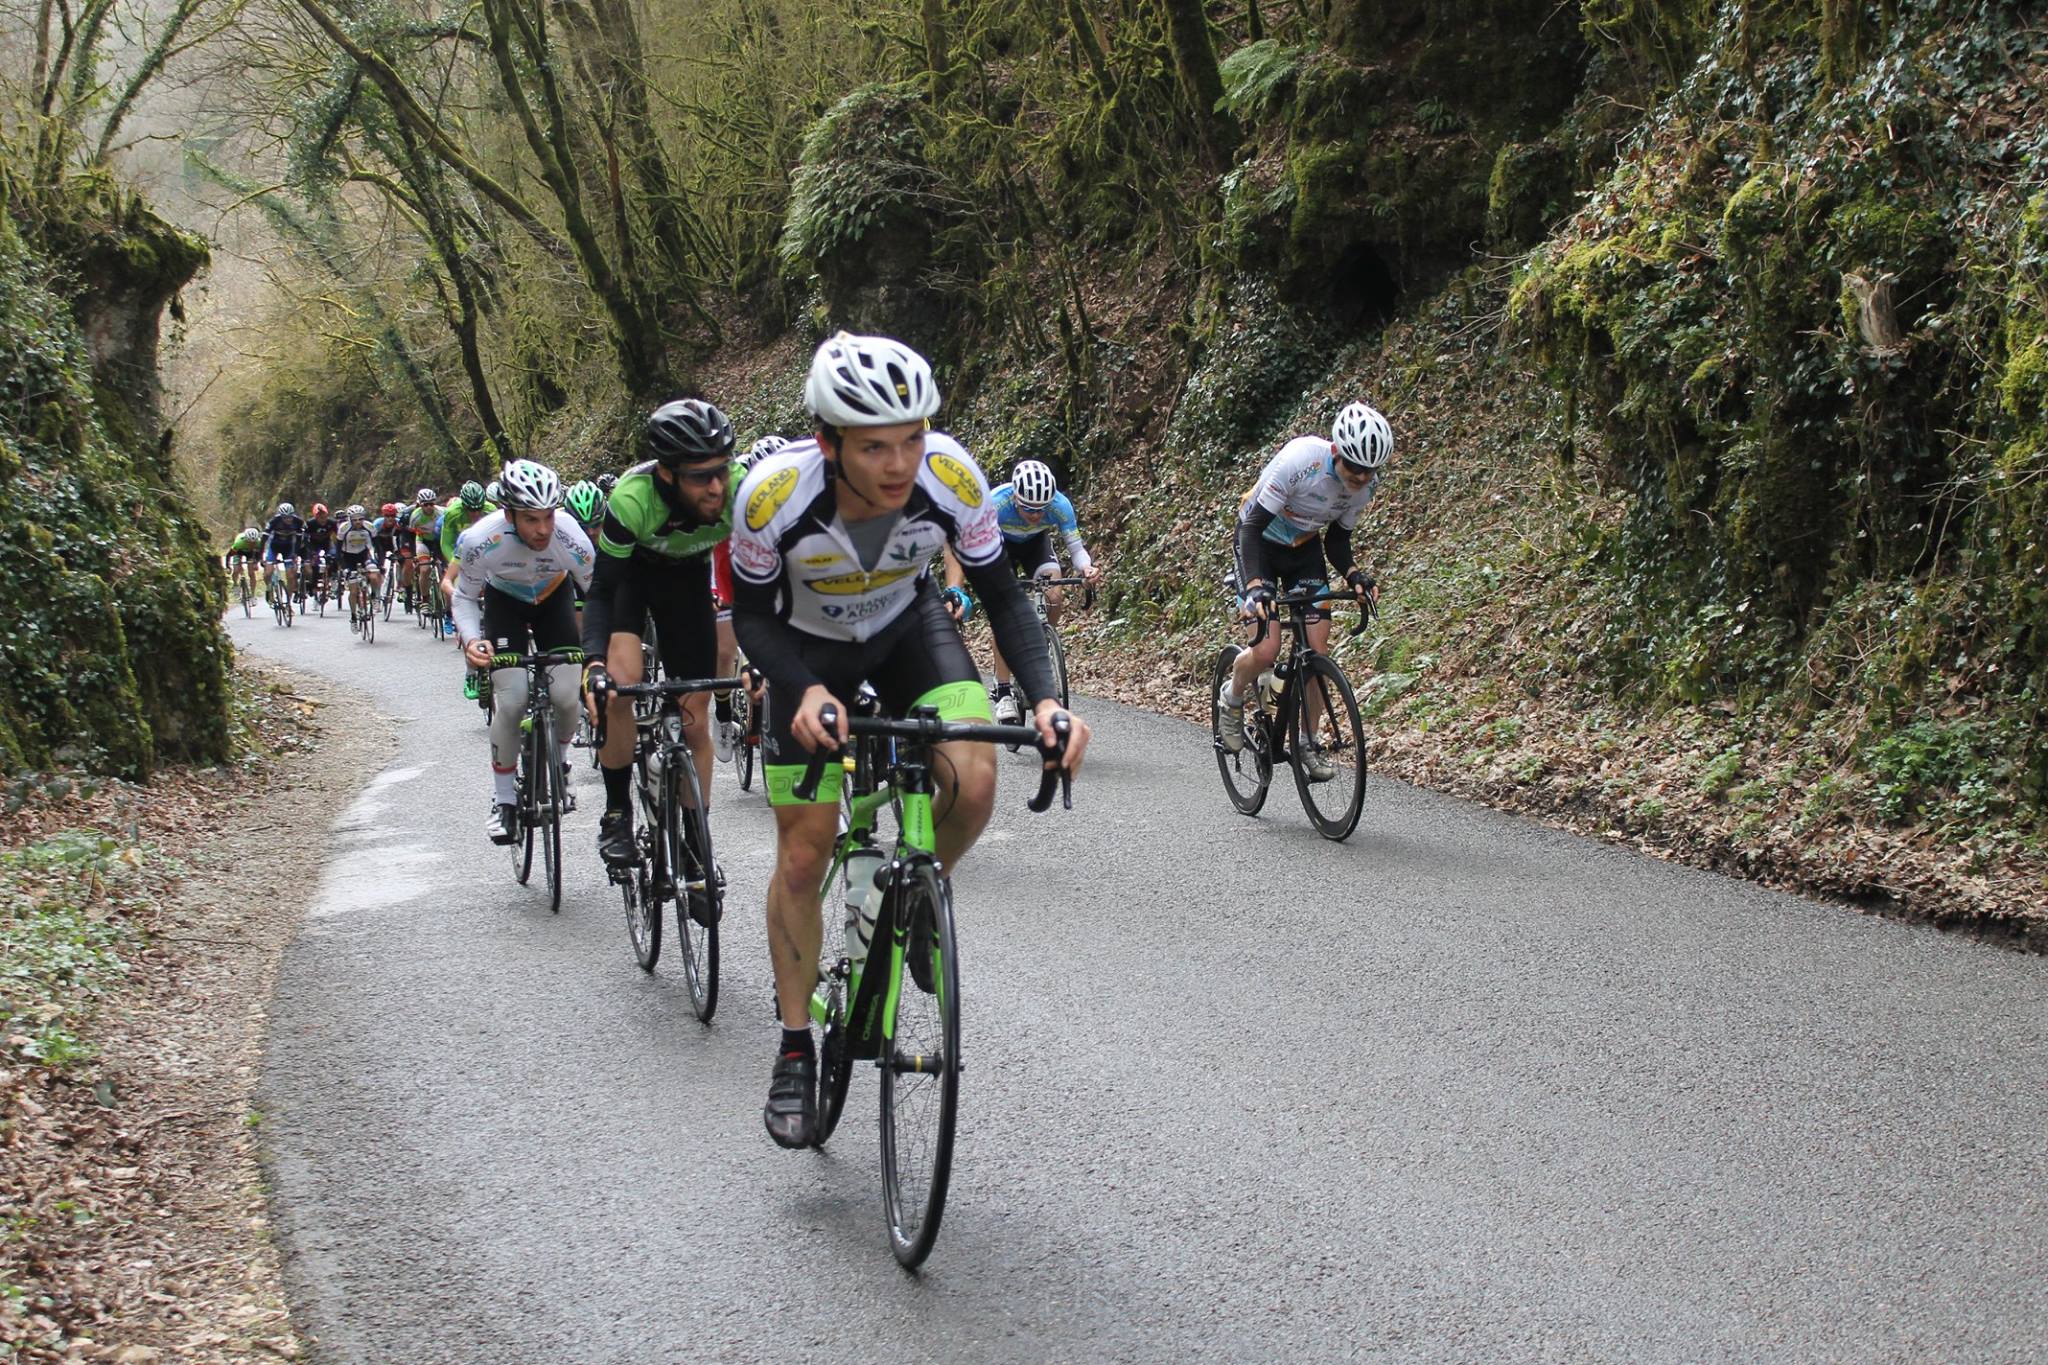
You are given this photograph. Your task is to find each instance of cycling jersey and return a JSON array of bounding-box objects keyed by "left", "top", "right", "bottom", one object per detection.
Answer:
[
  {"left": 370, "top": 515, "right": 400, "bottom": 553},
  {"left": 334, "top": 517, "right": 377, "bottom": 555},
  {"left": 262, "top": 513, "right": 305, "bottom": 559},
  {"left": 304, "top": 517, "right": 337, "bottom": 553},
  {"left": 450, "top": 512, "right": 596, "bottom": 643},
  {"left": 1239, "top": 436, "right": 1377, "bottom": 546},
  {"left": 730, "top": 434, "right": 1002, "bottom": 642},
  {"left": 226, "top": 531, "right": 262, "bottom": 557},
  {"left": 440, "top": 500, "right": 499, "bottom": 560},
  {"left": 404, "top": 504, "right": 441, "bottom": 550},
  {"left": 991, "top": 484, "right": 1093, "bottom": 573},
  {"left": 598, "top": 459, "right": 738, "bottom": 561}
]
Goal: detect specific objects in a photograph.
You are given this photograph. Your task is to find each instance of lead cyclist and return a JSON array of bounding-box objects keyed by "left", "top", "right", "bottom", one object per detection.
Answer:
[{"left": 731, "top": 331, "right": 1091, "bottom": 1149}]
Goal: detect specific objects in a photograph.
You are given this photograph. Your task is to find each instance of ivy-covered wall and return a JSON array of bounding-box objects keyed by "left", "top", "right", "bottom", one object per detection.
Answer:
[{"left": 0, "top": 177, "right": 231, "bottom": 778}]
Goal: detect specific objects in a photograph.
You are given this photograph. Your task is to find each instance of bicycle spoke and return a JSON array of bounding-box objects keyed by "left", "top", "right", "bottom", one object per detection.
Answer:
[
  {"left": 1211, "top": 646, "right": 1271, "bottom": 816},
  {"left": 1291, "top": 653, "right": 1367, "bottom": 841},
  {"left": 879, "top": 861, "right": 959, "bottom": 1269}
]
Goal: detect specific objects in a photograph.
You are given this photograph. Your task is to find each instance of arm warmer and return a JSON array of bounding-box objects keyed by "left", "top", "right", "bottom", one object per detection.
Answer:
[
  {"left": 1234, "top": 505, "right": 1278, "bottom": 586},
  {"left": 1322, "top": 522, "right": 1356, "bottom": 578},
  {"left": 578, "top": 552, "right": 629, "bottom": 660},
  {"left": 731, "top": 578, "right": 821, "bottom": 696}
]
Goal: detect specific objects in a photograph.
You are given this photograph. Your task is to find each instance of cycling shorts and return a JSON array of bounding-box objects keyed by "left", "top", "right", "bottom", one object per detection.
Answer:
[
  {"left": 1006, "top": 530, "right": 1059, "bottom": 580},
  {"left": 482, "top": 581, "right": 578, "bottom": 656},
  {"left": 762, "top": 585, "right": 990, "bottom": 807},
  {"left": 1243, "top": 537, "right": 1332, "bottom": 622},
  {"left": 336, "top": 548, "right": 375, "bottom": 574},
  {"left": 600, "top": 553, "right": 717, "bottom": 682}
]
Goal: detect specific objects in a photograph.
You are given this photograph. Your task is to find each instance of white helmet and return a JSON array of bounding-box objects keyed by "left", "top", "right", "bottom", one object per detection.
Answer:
[
  {"left": 277, "top": 502, "right": 295, "bottom": 516},
  {"left": 243, "top": 526, "right": 261, "bottom": 539},
  {"left": 1012, "top": 460, "right": 1057, "bottom": 509},
  {"left": 744, "top": 434, "right": 791, "bottom": 470},
  {"left": 415, "top": 487, "right": 437, "bottom": 505},
  {"left": 1331, "top": 402, "right": 1393, "bottom": 470},
  {"left": 804, "top": 331, "right": 939, "bottom": 427},
  {"left": 346, "top": 503, "right": 366, "bottom": 518},
  {"left": 498, "top": 458, "right": 562, "bottom": 510}
]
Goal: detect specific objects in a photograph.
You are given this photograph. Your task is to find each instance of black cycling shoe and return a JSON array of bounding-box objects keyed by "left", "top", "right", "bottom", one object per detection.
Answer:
[
  {"left": 486, "top": 803, "right": 518, "bottom": 846},
  {"left": 685, "top": 861, "right": 726, "bottom": 928},
  {"left": 763, "top": 1051, "right": 817, "bottom": 1149},
  {"left": 598, "top": 809, "right": 635, "bottom": 867}
]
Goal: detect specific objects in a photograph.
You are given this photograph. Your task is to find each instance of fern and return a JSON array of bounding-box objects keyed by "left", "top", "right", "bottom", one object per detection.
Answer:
[{"left": 1216, "top": 40, "right": 1304, "bottom": 122}]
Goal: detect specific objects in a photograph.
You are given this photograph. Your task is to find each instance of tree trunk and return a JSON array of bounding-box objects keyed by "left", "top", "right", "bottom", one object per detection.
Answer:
[{"left": 1155, "top": 0, "right": 1235, "bottom": 164}]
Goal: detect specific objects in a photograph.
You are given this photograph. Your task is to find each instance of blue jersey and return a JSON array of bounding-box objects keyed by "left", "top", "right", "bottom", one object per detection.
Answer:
[{"left": 991, "top": 485, "right": 1079, "bottom": 541}]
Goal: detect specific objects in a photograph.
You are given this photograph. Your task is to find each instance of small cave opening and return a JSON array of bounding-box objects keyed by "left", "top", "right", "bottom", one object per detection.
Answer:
[{"left": 1292, "top": 242, "right": 1401, "bottom": 334}]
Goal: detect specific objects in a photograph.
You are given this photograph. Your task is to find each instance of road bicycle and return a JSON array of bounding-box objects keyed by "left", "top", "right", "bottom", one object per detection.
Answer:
[
  {"left": 794, "top": 697, "right": 1072, "bottom": 1268},
  {"left": 380, "top": 556, "right": 397, "bottom": 620},
  {"left": 1209, "top": 583, "right": 1373, "bottom": 841},
  {"left": 343, "top": 567, "right": 377, "bottom": 643},
  {"left": 496, "top": 647, "right": 584, "bottom": 914},
  {"left": 235, "top": 563, "right": 255, "bottom": 618},
  {"left": 600, "top": 673, "right": 740, "bottom": 1022},
  {"left": 265, "top": 561, "right": 294, "bottom": 628},
  {"left": 1019, "top": 575, "right": 1092, "bottom": 711}
]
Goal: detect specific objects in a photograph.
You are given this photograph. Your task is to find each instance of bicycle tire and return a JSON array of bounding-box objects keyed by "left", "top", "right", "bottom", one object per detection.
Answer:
[
  {"left": 511, "top": 720, "right": 535, "bottom": 885},
  {"left": 1290, "top": 652, "right": 1367, "bottom": 841},
  {"left": 732, "top": 684, "right": 755, "bottom": 792},
  {"left": 363, "top": 599, "right": 375, "bottom": 644},
  {"left": 624, "top": 740, "right": 662, "bottom": 970},
  {"left": 538, "top": 706, "right": 563, "bottom": 913},
  {"left": 878, "top": 859, "right": 960, "bottom": 1270},
  {"left": 1046, "top": 620, "right": 1070, "bottom": 710},
  {"left": 1210, "top": 646, "right": 1270, "bottom": 816},
  {"left": 241, "top": 580, "right": 253, "bottom": 618},
  {"left": 814, "top": 1002, "right": 854, "bottom": 1147},
  {"left": 667, "top": 751, "right": 718, "bottom": 1022}
]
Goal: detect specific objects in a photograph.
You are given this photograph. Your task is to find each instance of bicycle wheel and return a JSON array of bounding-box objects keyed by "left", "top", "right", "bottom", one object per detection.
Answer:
[
  {"left": 1210, "top": 646, "right": 1270, "bottom": 815},
  {"left": 1290, "top": 653, "right": 1367, "bottom": 841},
  {"left": 813, "top": 985, "right": 855, "bottom": 1148},
  {"left": 624, "top": 741, "right": 662, "bottom": 970},
  {"left": 537, "top": 707, "right": 563, "bottom": 913},
  {"left": 732, "top": 684, "right": 756, "bottom": 792},
  {"left": 241, "top": 579, "right": 253, "bottom": 618},
  {"left": 363, "top": 598, "right": 375, "bottom": 644},
  {"left": 1045, "top": 620, "right": 1070, "bottom": 710},
  {"left": 667, "top": 752, "right": 718, "bottom": 1023},
  {"left": 510, "top": 722, "right": 535, "bottom": 885},
  {"left": 878, "top": 858, "right": 960, "bottom": 1269}
]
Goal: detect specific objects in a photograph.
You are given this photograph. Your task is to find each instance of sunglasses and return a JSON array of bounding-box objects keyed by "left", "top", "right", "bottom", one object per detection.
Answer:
[{"left": 670, "top": 463, "right": 730, "bottom": 486}]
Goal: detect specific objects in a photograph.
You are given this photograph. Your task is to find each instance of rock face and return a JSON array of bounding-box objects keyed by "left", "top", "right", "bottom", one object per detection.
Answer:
[{"left": 0, "top": 185, "right": 228, "bottom": 777}]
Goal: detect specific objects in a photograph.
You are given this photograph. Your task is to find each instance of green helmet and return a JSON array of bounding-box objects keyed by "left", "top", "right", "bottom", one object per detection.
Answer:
[
  {"left": 459, "top": 480, "right": 486, "bottom": 510},
  {"left": 564, "top": 480, "right": 603, "bottom": 526}
]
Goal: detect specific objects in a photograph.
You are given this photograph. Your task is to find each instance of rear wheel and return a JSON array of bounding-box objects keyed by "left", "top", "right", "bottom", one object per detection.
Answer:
[
  {"left": 732, "top": 682, "right": 756, "bottom": 792},
  {"left": 1210, "top": 646, "right": 1270, "bottom": 816},
  {"left": 510, "top": 712, "right": 535, "bottom": 886},
  {"left": 879, "top": 860, "right": 960, "bottom": 1270},
  {"left": 1290, "top": 652, "right": 1367, "bottom": 841},
  {"left": 668, "top": 753, "right": 718, "bottom": 1023}
]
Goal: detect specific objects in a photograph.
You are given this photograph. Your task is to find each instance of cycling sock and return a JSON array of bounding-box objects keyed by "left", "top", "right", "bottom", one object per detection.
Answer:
[
  {"left": 492, "top": 767, "right": 516, "bottom": 803},
  {"left": 714, "top": 696, "right": 733, "bottom": 724},
  {"left": 780, "top": 1026, "right": 814, "bottom": 1059},
  {"left": 1221, "top": 683, "right": 1241, "bottom": 708},
  {"left": 602, "top": 763, "right": 631, "bottom": 811}
]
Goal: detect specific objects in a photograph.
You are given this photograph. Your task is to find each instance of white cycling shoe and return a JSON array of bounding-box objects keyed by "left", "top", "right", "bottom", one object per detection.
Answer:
[{"left": 992, "top": 690, "right": 1022, "bottom": 725}]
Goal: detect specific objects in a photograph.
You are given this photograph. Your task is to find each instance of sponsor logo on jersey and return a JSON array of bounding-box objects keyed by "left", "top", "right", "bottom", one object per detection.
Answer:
[
  {"left": 731, "top": 534, "right": 779, "bottom": 578},
  {"left": 807, "top": 565, "right": 919, "bottom": 595},
  {"left": 821, "top": 596, "right": 895, "bottom": 624},
  {"left": 745, "top": 467, "right": 800, "bottom": 531},
  {"left": 927, "top": 453, "right": 983, "bottom": 509},
  {"left": 799, "top": 553, "right": 845, "bottom": 568}
]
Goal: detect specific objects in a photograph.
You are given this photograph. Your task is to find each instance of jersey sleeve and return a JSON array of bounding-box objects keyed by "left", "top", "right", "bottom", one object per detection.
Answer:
[
  {"left": 451, "top": 534, "right": 488, "bottom": 641},
  {"left": 1250, "top": 447, "right": 1298, "bottom": 518},
  {"left": 562, "top": 519, "right": 597, "bottom": 593},
  {"left": 728, "top": 466, "right": 785, "bottom": 585},
  {"left": 922, "top": 437, "right": 1002, "bottom": 568}
]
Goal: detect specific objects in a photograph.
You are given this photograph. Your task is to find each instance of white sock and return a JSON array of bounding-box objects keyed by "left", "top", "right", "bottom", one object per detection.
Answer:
[
  {"left": 492, "top": 768, "right": 516, "bottom": 803},
  {"left": 1221, "top": 683, "right": 1241, "bottom": 708}
]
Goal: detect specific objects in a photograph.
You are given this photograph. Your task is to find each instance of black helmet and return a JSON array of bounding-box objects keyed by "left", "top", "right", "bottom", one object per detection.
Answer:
[
  {"left": 595, "top": 472, "right": 618, "bottom": 494},
  {"left": 645, "top": 399, "right": 734, "bottom": 467}
]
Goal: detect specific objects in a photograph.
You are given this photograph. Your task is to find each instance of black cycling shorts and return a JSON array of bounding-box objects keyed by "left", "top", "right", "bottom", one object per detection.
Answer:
[
  {"left": 1006, "top": 530, "right": 1057, "bottom": 578},
  {"left": 481, "top": 582, "right": 579, "bottom": 654},
  {"left": 336, "top": 548, "right": 375, "bottom": 573},
  {"left": 1257, "top": 537, "right": 1333, "bottom": 621},
  {"left": 760, "top": 584, "right": 984, "bottom": 797},
  {"left": 603, "top": 553, "right": 717, "bottom": 681}
]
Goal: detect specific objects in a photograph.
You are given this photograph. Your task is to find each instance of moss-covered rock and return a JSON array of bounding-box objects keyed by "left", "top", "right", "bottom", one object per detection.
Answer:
[{"left": 0, "top": 178, "right": 230, "bottom": 777}]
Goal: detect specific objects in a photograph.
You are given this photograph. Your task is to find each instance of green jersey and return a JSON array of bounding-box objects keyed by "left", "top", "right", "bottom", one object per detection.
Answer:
[
  {"left": 440, "top": 500, "right": 498, "bottom": 559},
  {"left": 226, "top": 530, "right": 261, "bottom": 555},
  {"left": 597, "top": 459, "right": 737, "bottom": 561}
]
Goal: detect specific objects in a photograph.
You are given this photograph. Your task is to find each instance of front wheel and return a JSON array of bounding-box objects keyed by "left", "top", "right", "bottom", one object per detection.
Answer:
[
  {"left": 1045, "top": 620, "right": 1070, "bottom": 711},
  {"left": 731, "top": 683, "right": 756, "bottom": 792},
  {"left": 668, "top": 756, "right": 718, "bottom": 1023},
  {"left": 536, "top": 708, "right": 563, "bottom": 913},
  {"left": 624, "top": 750, "right": 662, "bottom": 970},
  {"left": 878, "top": 860, "right": 960, "bottom": 1270},
  {"left": 1210, "top": 646, "right": 1270, "bottom": 816},
  {"left": 510, "top": 716, "right": 535, "bottom": 886},
  {"left": 1290, "top": 652, "right": 1367, "bottom": 841}
]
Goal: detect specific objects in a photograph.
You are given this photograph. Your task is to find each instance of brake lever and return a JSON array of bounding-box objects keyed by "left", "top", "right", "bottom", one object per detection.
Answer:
[
  {"left": 793, "top": 702, "right": 840, "bottom": 802},
  {"left": 1027, "top": 712, "right": 1072, "bottom": 813}
]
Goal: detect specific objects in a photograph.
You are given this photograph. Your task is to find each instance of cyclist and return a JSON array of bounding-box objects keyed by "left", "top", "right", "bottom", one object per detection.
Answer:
[
  {"left": 404, "top": 489, "right": 445, "bottom": 607},
  {"left": 742, "top": 434, "right": 791, "bottom": 472},
  {"left": 302, "top": 503, "right": 337, "bottom": 605},
  {"left": 370, "top": 502, "right": 402, "bottom": 604},
  {"left": 223, "top": 525, "right": 263, "bottom": 600},
  {"left": 439, "top": 480, "right": 499, "bottom": 607},
  {"left": 333, "top": 504, "right": 384, "bottom": 609},
  {"left": 1217, "top": 401, "right": 1391, "bottom": 775},
  {"left": 948, "top": 459, "right": 1102, "bottom": 723},
  {"left": 579, "top": 399, "right": 738, "bottom": 871},
  {"left": 451, "top": 461, "right": 596, "bottom": 844},
  {"left": 261, "top": 501, "right": 306, "bottom": 599},
  {"left": 731, "top": 331, "right": 1091, "bottom": 1148},
  {"left": 564, "top": 480, "right": 605, "bottom": 540},
  {"left": 594, "top": 471, "right": 618, "bottom": 497}
]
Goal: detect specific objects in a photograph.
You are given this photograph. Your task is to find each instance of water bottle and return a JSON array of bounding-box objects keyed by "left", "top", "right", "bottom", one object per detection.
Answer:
[
  {"left": 1257, "top": 668, "right": 1281, "bottom": 706},
  {"left": 843, "top": 846, "right": 886, "bottom": 967}
]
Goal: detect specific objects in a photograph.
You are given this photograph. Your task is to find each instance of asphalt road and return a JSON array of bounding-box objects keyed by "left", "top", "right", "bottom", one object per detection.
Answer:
[{"left": 229, "top": 600, "right": 2048, "bottom": 1363}]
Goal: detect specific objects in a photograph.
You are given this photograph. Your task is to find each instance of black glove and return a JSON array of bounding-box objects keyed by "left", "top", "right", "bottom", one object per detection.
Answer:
[
  {"left": 1245, "top": 582, "right": 1276, "bottom": 619},
  {"left": 1346, "top": 568, "right": 1376, "bottom": 598}
]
